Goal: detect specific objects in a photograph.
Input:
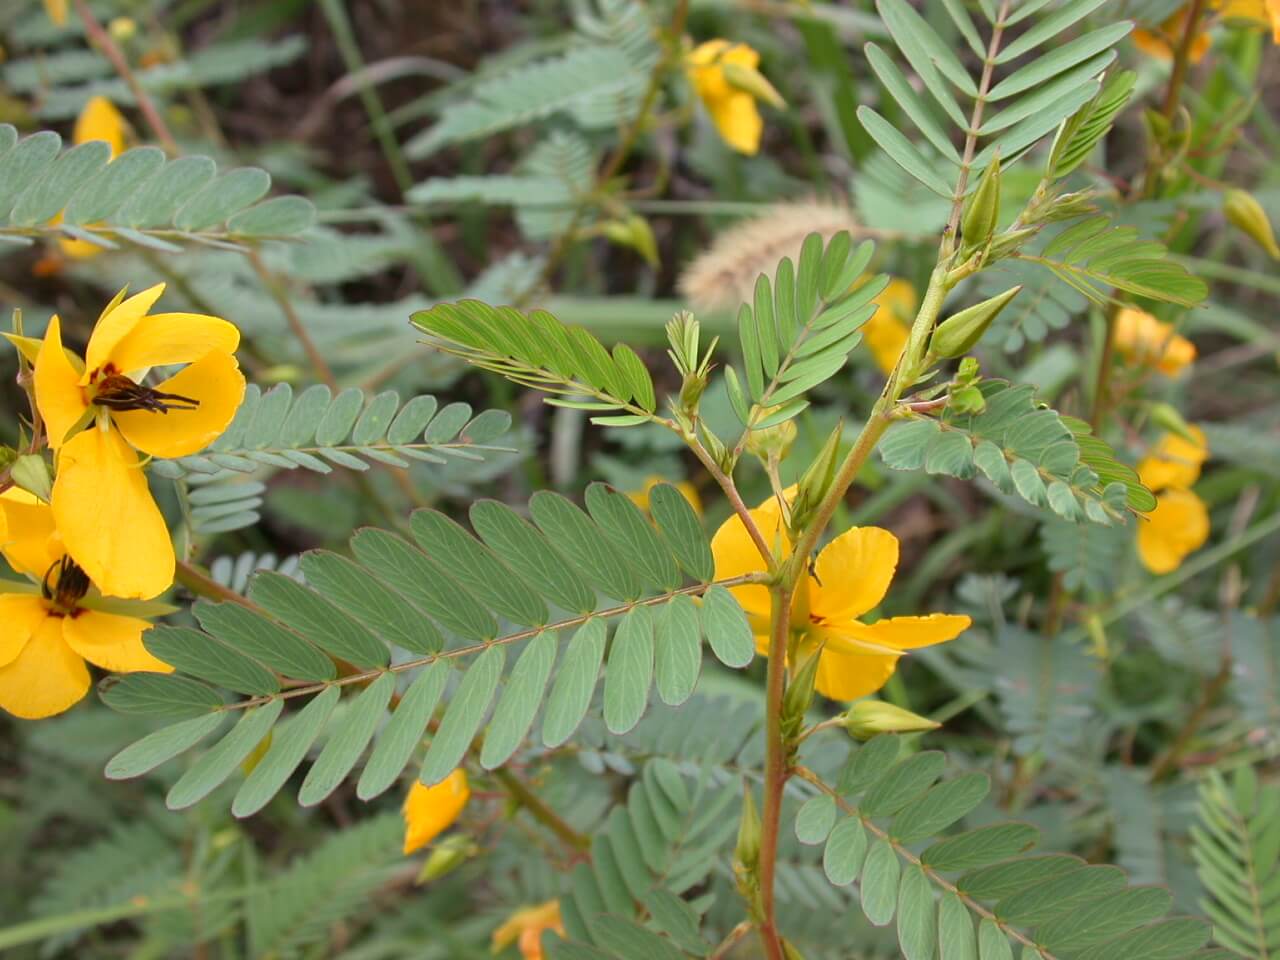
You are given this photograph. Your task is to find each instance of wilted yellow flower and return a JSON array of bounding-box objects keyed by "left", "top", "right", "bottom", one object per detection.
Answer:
[
  {"left": 686, "top": 40, "right": 781, "bottom": 155},
  {"left": 491, "top": 900, "right": 565, "bottom": 959},
  {"left": 711, "top": 492, "right": 970, "bottom": 700},
  {"left": 862, "top": 278, "right": 917, "bottom": 375},
  {"left": 33, "top": 284, "right": 244, "bottom": 599},
  {"left": 0, "top": 490, "right": 169, "bottom": 719},
  {"left": 626, "top": 475, "right": 702, "bottom": 516},
  {"left": 1113, "top": 308, "right": 1196, "bottom": 377},
  {"left": 1137, "top": 488, "right": 1210, "bottom": 574},
  {"left": 43, "top": 0, "right": 68, "bottom": 26},
  {"left": 1133, "top": 8, "right": 1213, "bottom": 61},
  {"left": 1137, "top": 426, "right": 1209, "bottom": 492},
  {"left": 402, "top": 769, "right": 470, "bottom": 854},
  {"left": 56, "top": 97, "right": 129, "bottom": 260}
]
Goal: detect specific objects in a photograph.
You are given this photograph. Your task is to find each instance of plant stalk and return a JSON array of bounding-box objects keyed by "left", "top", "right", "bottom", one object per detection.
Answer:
[{"left": 756, "top": 584, "right": 793, "bottom": 960}]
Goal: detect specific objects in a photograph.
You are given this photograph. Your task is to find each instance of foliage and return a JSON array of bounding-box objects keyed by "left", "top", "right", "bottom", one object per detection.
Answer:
[{"left": 2, "top": 1, "right": 1277, "bottom": 959}]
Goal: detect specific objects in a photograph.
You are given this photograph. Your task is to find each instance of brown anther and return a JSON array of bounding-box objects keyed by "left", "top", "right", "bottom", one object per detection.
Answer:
[
  {"left": 42, "top": 556, "right": 91, "bottom": 613},
  {"left": 92, "top": 373, "right": 199, "bottom": 414}
]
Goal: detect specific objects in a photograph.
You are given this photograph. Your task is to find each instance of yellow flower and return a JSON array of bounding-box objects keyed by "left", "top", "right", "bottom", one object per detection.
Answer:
[
  {"left": 34, "top": 284, "right": 245, "bottom": 599},
  {"left": 1133, "top": 8, "right": 1214, "bottom": 61},
  {"left": 43, "top": 0, "right": 68, "bottom": 25},
  {"left": 56, "top": 97, "right": 130, "bottom": 260},
  {"left": 1137, "top": 487, "right": 1209, "bottom": 574},
  {"left": 402, "top": 769, "right": 469, "bottom": 854},
  {"left": 711, "top": 492, "right": 970, "bottom": 700},
  {"left": 626, "top": 475, "right": 702, "bottom": 516},
  {"left": 1113, "top": 308, "right": 1196, "bottom": 377},
  {"left": 1137, "top": 426, "right": 1209, "bottom": 492},
  {"left": 686, "top": 40, "right": 780, "bottom": 155},
  {"left": 862, "top": 278, "right": 917, "bottom": 375},
  {"left": 1217, "top": 0, "right": 1280, "bottom": 40},
  {"left": 491, "top": 900, "right": 565, "bottom": 959},
  {"left": 0, "top": 490, "right": 169, "bottom": 719}
]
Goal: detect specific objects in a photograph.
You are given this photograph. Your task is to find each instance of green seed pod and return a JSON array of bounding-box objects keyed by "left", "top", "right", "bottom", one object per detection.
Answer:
[
  {"left": 1224, "top": 189, "right": 1280, "bottom": 260},
  {"left": 961, "top": 153, "right": 1001, "bottom": 250},
  {"left": 735, "top": 785, "right": 762, "bottom": 871},
  {"left": 929, "top": 285, "right": 1022, "bottom": 359}
]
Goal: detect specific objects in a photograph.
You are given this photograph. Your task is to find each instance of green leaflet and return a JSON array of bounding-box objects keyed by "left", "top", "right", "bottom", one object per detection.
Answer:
[
  {"left": 603, "top": 606, "right": 654, "bottom": 735},
  {"left": 357, "top": 663, "right": 449, "bottom": 801},
  {"left": 700, "top": 585, "right": 755, "bottom": 668},
  {"left": 823, "top": 816, "right": 868, "bottom": 886},
  {"left": 420, "top": 645, "right": 505, "bottom": 785},
  {"left": 481, "top": 632, "right": 557, "bottom": 769},
  {"left": 543, "top": 619, "right": 608, "bottom": 748},
  {"left": 104, "top": 713, "right": 225, "bottom": 781},
  {"left": 248, "top": 571, "right": 389, "bottom": 669},
  {"left": 470, "top": 499, "right": 596, "bottom": 614},
  {"left": 143, "top": 626, "right": 280, "bottom": 696},
  {"left": 653, "top": 595, "right": 701, "bottom": 707}
]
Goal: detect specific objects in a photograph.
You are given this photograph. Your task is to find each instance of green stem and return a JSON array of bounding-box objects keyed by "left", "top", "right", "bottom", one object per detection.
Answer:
[
  {"left": 756, "top": 584, "right": 793, "bottom": 960},
  {"left": 492, "top": 767, "right": 590, "bottom": 852}
]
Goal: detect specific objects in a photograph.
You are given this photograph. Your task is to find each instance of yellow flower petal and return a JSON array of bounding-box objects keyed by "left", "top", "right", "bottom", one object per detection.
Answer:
[
  {"left": 34, "top": 315, "right": 90, "bottom": 449},
  {"left": 836, "top": 613, "right": 973, "bottom": 652},
  {"left": 52, "top": 426, "right": 174, "bottom": 600},
  {"left": 403, "top": 769, "right": 470, "bottom": 854},
  {"left": 709, "top": 495, "right": 786, "bottom": 620},
  {"left": 492, "top": 900, "right": 565, "bottom": 959},
  {"left": 44, "top": 0, "right": 68, "bottom": 26},
  {"left": 0, "top": 489, "right": 62, "bottom": 579},
  {"left": 111, "top": 350, "right": 246, "bottom": 459},
  {"left": 73, "top": 96, "right": 127, "bottom": 155},
  {"left": 709, "top": 92, "right": 764, "bottom": 155},
  {"left": 810, "top": 525, "right": 899, "bottom": 622},
  {"left": 626, "top": 476, "right": 703, "bottom": 516},
  {"left": 107, "top": 312, "right": 241, "bottom": 376},
  {"left": 0, "top": 613, "right": 90, "bottom": 719},
  {"left": 84, "top": 284, "right": 166, "bottom": 380},
  {"left": 815, "top": 647, "right": 900, "bottom": 702},
  {"left": 687, "top": 40, "right": 768, "bottom": 155},
  {"left": 1137, "top": 488, "right": 1210, "bottom": 574},
  {"left": 1113, "top": 308, "right": 1196, "bottom": 377},
  {"left": 0, "top": 595, "right": 49, "bottom": 668},
  {"left": 1137, "top": 426, "right": 1209, "bottom": 492},
  {"left": 63, "top": 610, "right": 168, "bottom": 673}
]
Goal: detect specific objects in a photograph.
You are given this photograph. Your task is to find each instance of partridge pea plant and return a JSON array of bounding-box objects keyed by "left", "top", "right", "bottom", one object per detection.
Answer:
[{"left": 4, "top": 1, "right": 1277, "bottom": 959}]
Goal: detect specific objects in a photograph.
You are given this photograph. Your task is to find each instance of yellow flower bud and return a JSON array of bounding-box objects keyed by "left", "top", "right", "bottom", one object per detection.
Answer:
[
  {"left": 108, "top": 17, "right": 138, "bottom": 41},
  {"left": 745, "top": 413, "right": 797, "bottom": 462},
  {"left": 1224, "top": 189, "right": 1280, "bottom": 260},
  {"left": 843, "top": 700, "right": 941, "bottom": 740},
  {"left": 929, "top": 286, "right": 1022, "bottom": 359}
]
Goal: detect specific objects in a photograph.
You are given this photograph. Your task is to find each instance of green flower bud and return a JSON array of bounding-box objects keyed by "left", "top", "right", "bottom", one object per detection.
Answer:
[
  {"left": 790, "top": 421, "right": 843, "bottom": 533},
  {"left": 929, "top": 286, "right": 1022, "bottom": 359},
  {"left": 416, "top": 835, "right": 476, "bottom": 884},
  {"left": 1146, "top": 402, "right": 1195, "bottom": 444},
  {"left": 10, "top": 454, "right": 52, "bottom": 502},
  {"left": 781, "top": 645, "right": 823, "bottom": 740},
  {"left": 843, "top": 700, "right": 940, "bottom": 740},
  {"left": 603, "top": 214, "right": 660, "bottom": 266},
  {"left": 1224, "top": 189, "right": 1280, "bottom": 260},
  {"left": 961, "top": 154, "right": 1001, "bottom": 251},
  {"left": 735, "top": 786, "right": 762, "bottom": 871},
  {"left": 0, "top": 445, "right": 18, "bottom": 474},
  {"left": 782, "top": 939, "right": 808, "bottom": 960},
  {"left": 721, "top": 61, "right": 786, "bottom": 109}
]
